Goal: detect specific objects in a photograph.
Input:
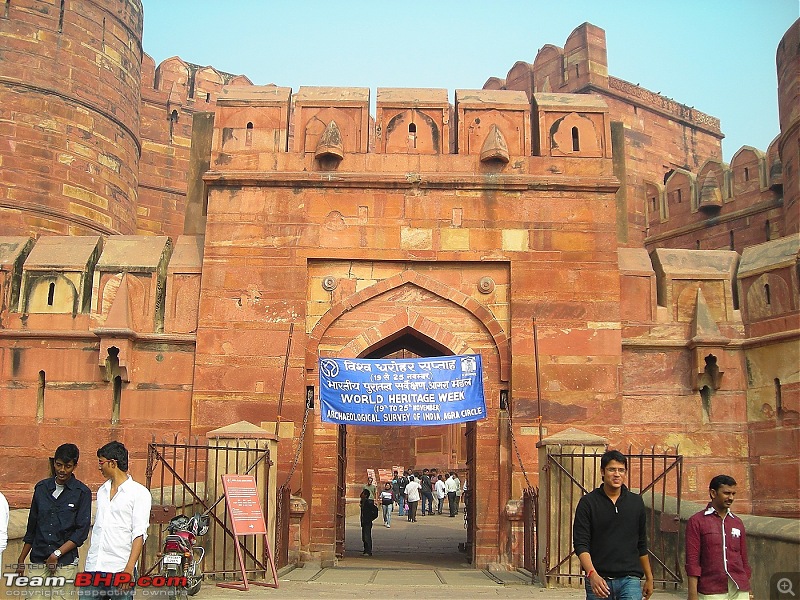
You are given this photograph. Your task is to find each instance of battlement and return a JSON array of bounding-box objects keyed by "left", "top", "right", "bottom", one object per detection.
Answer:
[
  {"left": 644, "top": 143, "right": 785, "bottom": 252},
  {"left": 483, "top": 22, "right": 721, "bottom": 135},
  {"left": 208, "top": 85, "right": 612, "bottom": 170}
]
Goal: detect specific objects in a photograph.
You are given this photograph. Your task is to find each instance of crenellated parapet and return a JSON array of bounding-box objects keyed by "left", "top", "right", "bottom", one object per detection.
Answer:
[
  {"left": 644, "top": 145, "right": 784, "bottom": 253},
  {"left": 0, "top": 234, "right": 203, "bottom": 338},
  {"left": 208, "top": 85, "right": 611, "bottom": 169}
]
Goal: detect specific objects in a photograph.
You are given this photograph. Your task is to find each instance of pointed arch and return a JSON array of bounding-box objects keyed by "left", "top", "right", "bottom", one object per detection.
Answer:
[{"left": 306, "top": 270, "right": 510, "bottom": 380}]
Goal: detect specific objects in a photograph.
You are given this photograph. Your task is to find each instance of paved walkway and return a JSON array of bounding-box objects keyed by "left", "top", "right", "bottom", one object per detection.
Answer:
[{"left": 186, "top": 508, "right": 685, "bottom": 599}]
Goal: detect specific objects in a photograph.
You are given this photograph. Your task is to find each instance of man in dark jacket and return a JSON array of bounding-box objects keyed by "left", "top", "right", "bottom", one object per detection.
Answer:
[
  {"left": 573, "top": 449, "right": 654, "bottom": 600},
  {"left": 16, "top": 443, "right": 92, "bottom": 598},
  {"left": 359, "top": 489, "right": 377, "bottom": 556}
]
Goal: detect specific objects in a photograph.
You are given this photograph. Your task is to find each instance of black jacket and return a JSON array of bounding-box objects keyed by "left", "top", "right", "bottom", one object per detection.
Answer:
[
  {"left": 573, "top": 484, "right": 648, "bottom": 578},
  {"left": 23, "top": 476, "right": 92, "bottom": 565},
  {"left": 360, "top": 498, "right": 378, "bottom": 527}
]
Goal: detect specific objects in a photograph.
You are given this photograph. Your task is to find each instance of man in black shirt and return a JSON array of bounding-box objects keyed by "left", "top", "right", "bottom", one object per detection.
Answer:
[
  {"left": 573, "top": 449, "right": 654, "bottom": 600},
  {"left": 16, "top": 443, "right": 92, "bottom": 598}
]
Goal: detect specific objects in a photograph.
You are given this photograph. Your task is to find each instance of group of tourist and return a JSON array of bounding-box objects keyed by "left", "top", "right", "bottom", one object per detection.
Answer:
[{"left": 358, "top": 468, "right": 465, "bottom": 556}]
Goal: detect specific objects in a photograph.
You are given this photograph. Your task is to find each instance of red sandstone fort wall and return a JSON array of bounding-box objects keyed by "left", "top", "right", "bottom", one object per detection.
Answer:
[{"left": 0, "top": 0, "right": 143, "bottom": 236}]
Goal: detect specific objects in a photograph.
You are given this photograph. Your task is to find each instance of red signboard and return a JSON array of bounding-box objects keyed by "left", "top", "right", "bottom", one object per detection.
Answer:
[{"left": 221, "top": 474, "right": 267, "bottom": 535}]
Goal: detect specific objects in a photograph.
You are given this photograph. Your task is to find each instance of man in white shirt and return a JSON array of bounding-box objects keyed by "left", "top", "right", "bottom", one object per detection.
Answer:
[
  {"left": 434, "top": 474, "right": 447, "bottom": 515},
  {"left": 404, "top": 475, "right": 422, "bottom": 522},
  {"left": 445, "top": 472, "right": 459, "bottom": 517},
  {"left": 80, "top": 441, "right": 151, "bottom": 599}
]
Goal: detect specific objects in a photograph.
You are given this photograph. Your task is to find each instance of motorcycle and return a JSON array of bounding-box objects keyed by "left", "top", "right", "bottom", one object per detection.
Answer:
[{"left": 160, "top": 513, "right": 209, "bottom": 599}]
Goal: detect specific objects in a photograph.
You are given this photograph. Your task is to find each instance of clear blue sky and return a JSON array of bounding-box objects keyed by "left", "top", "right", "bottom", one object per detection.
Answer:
[{"left": 141, "top": 1, "right": 797, "bottom": 162}]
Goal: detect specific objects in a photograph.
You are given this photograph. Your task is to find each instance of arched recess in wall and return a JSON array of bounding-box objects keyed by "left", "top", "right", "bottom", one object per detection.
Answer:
[
  {"left": 467, "top": 109, "right": 522, "bottom": 157},
  {"left": 730, "top": 146, "right": 767, "bottom": 195},
  {"left": 664, "top": 169, "right": 695, "bottom": 218},
  {"left": 385, "top": 109, "right": 440, "bottom": 154},
  {"left": 306, "top": 271, "right": 510, "bottom": 382},
  {"left": 549, "top": 113, "right": 601, "bottom": 157},
  {"left": 303, "top": 108, "right": 357, "bottom": 154},
  {"left": 644, "top": 181, "right": 665, "bottom": 223},
  {"left": 745, "top": 273, "right": 791, "bottom": 320},
  {"left": 23, "top": 274, "right": 80, "bottom": 315}
]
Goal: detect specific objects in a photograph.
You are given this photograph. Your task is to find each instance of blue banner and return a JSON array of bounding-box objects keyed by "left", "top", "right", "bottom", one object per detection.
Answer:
[{"left": 319, "top": 355, "right": 486, "bottom": 426}]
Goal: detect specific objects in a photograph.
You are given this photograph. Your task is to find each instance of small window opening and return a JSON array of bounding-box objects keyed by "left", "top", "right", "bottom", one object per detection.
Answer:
[
  {"left": 571, "top": 127, "right": 580, "bottom": 152},
  {"left": 102, "top": 17, "right": 105, "bottom": 44},
  {"left": 765, "top": 219, "right": 771, "bottom": 241},
  {"left": 650, "top": 196, "right": 656, "bottom": 212},
  {"left": 206, "top": 92, "right": 211, "bottom": 102},
  {"left": 696, "top": 240, "right": 701, "bottom": 249},
  {"left": 169, "top": 110, "right": 178, "bottom": 140},
  {"left": 744, "top": 167, "right": 749, "bottom": 181},
  {"left": 37, "top": 370, "right": 45, "bottom": 422},
  {"left": 765, "top": 283, "right": 771, "bottom": 305},
  {"left": 408, "top": 122, "right": 417, "bottom": 149},
  {"left": 677, "top": 188, "right": 682, "bottom": 203},
  {"left": 246, "top": 122, "right": 254, "bottom": 147},
  {"left": 47, "top": 282, "right": 55, "bottom": 306},
  {"left": 729, "top": 230, "right": 735, "bottom": 250},
  {"left": 3, "top": 0, "right": 9, "bottom": 19},
  {"left": 58, "top": 0, "right": 65, "bottom": 32},
  {"left": 775, "top": 378, "right": 783, "bottom": 417},
  {"left": 111, "top": 375, "right": 122, "bottom": 425},
  {"left": 575, "top": 64, "right": 579, "bottom": 78}
]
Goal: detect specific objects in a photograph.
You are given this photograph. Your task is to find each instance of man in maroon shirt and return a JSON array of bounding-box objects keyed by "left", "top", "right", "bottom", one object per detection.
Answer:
[{"left": 685, "top": 475, "right": 751, "bottom": 600}]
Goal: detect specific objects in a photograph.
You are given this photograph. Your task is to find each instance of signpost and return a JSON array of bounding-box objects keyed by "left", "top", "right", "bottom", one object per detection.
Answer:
[
  {"left": 217, "top": 475, "right": 278, "bottom": 591},
  {"left": 319, "top": 354, "right": 487, "bottom": 426}
]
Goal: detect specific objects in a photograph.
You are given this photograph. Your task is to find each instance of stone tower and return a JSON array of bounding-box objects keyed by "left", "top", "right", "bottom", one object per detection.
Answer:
[{"left": 0, "top": 0, "right": 144, "bottom": 236}]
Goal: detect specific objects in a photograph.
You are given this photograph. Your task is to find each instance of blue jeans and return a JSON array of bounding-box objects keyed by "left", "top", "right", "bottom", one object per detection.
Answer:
[
  {"left": 382, "top": 503, "right": 392, "bottom": 525},
  {"left": 397, "top": 496, "right": 405, "bottom": 516},
  {"left": 421, "top": 491, "right": 434, "bottom": 514},
  {"left": 585, "top": 576, "right": 641, "bottom": 600}
]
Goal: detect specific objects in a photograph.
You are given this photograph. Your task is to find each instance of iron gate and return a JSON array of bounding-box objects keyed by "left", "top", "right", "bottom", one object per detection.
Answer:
[
  {"left": 143, "top": 436, "right": 273, "bottom": 580},
  {"left": 542, "top": 447, "right": 683, "bottom": 589}
]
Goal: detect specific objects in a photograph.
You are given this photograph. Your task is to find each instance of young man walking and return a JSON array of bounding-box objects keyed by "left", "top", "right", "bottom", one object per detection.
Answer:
[
  {"left": 685, "top": 475, "right": 751, "bottom": 600},
  {"left": 16, "top": 443, "right": 92, "bottom": 598},
  {"left": 573, "top": 449, "right": 654, "bottom": 600},
  {"left": 80, "top": 441, "right": 151, "bottom": 599}
]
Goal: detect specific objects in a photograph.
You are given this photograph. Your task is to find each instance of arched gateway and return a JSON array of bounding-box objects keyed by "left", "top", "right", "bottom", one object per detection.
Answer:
[{"left": 303, "top": 267, "right": 511, "bottom": 566}]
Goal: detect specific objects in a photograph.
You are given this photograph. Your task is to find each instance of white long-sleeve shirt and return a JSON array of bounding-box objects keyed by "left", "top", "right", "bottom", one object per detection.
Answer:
[{"left": 85, "top": 476, "right": 151, "bottom": 573}]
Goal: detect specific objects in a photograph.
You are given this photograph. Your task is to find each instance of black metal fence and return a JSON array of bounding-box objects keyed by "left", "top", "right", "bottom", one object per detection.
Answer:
[
  {"left": 541, "top": 446, "right": 683, "bottom": 589},
  {"left": 143, "top": 436, "right": 273, "bottom": 580}
]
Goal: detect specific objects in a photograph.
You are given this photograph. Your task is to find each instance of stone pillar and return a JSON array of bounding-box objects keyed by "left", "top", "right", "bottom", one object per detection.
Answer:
[
  {"left": 206, "top": 421, "right": 278, "bottom": 577},
  {"left": 536, "top": 428, "right": 607, "bottom": 586},
  {"left": 288, "top": 495, "right": 308, "bottom": 565}
]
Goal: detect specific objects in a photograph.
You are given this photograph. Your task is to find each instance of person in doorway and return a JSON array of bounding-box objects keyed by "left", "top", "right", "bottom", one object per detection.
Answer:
[
  {"left": 363, "top": 475, "right": 377, "bottom": 500},
  {"left": 16, "top": 443, "right": 92, "bottom": 598},
  {"left": 445, "top": 472, "right": 458, "bottom": 516},
  {"left": 404, "top": 475, "right": 421, "bottom": 522},
  {"left": 379, "top": 482, "right": 395, "bottom": 528},
  {"left": 80, "top": 441, "right": 152, "bottom": 600},
  {"left": 359, "top": 489, "right": 377, "bottom": 556},
  {"left": 453, "top": 471, "right": 462, "bottom": 515},
  {"left": 391, "top": 470, "right": 405, "bottom": 517},
  {"left": 396, "top": 470, "right": 408, "bottom": 517},
  {"left": 573, "top": 449, "right": 654, "bottom": 600},
  {"left": 420, "top": 468, "right": 434, "bottom": 516},
  {"left": 685, "top": 475, "right": 751, "bottom": 600},
  {"left": 434, "top": 473, "right": 447, "bottom": 515}
]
